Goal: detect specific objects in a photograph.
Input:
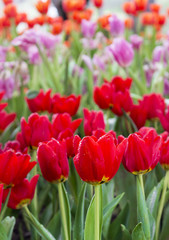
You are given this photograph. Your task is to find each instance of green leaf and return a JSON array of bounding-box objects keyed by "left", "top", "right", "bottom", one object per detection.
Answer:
[
  {"left": 146, "top": 179, "right": 163, "bottom": 219},
  {"left": 132, "top": 223, "right": 146, "bottom": 240},
  {"left": 107, "top": 203, "right": 129, "bottom": 240},
  {"left": 1, "top": 216, "right": 16, "bottom": 240},
  {"left": 26, "top": 90, "right": 39, "bottom": 99},
  {"left": 47, "top": 212, "right": 61, "bottom": 239},
  {"left": 103, "top": 192, "right": 125, "bottom": 222},
  {"left": 0, "top": 223, "right": 8, "bottom": 240},
  {"left": 84, "top": 185, "right": 102, "bottom": 240},
  {"left": 160, "top": 205, "right": 169, "bottom": 240},
  {"left": 73, "top": 183, "right": 87, "bottom": 240},
  {"left": 121, "top": 224, "right": 132, "bottom": 240}
]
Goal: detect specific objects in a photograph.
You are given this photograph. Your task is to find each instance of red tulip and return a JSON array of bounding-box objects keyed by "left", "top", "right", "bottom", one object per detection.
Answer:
[
  {"left": 157, "top": 105, "right": 169, "bottom": 132},
  {"left": 122, "top": 127, "right": 162, "bottom": 175},
  {"left": 18, "top": 113, "right": 53, "bottom": 150},
  {"left": 134, "top": 0, "right": 148, "bottom": 12},
  {"left": 92, "top": 0, "right": 103, "bottom": 8},
  {"left": 3, "top": 140, "right": 27, "bottom": 154},
  {"left": 73, "top": 133, "right": 127, "bottom": 185},
  {"left": 4, "top": 4, "right": 17, "bottom": 18},
  {"left": 0, "top": 150, "right": 36, "bottom": 188},
  {"left": 2, "top": 0, "right": 13, "bottom": 5},
  {"left": 83, "top": 108, "right": 105, "bottom": 136},
  {"left": 62, "top": 0, "right": 86, "bottom": 12},
  {"left": 0, "top": 111, "right": 16, "bottom": 133},
  {"left": 123, "top": 2, "right": 137, "bottom": 16},
  {"left": 26, "top": 89, "right": 52, "bottom": 113},
  {"left": 3, "top": 175, "right": 39, "bottom": 209},
  {"left": 52, "top": 22, "right": 63, "bottom": 35},
  {"left": 0, "top": 184, "right": 3, "bottom": 213},
  {"left": 94, "top": 76, "right": 133, "bottom": 116},
  {"left": 15, "top": 12, "right": 27, "bottom": 25},
  {"left": 0, "top": 92, "right": 8, "bottom": 111},
  {"left": 51, "top": 94, "right": 81, "bottom": 116},
  {"left": 150, "top": 4, "right": 160, "bottom": 13},
  {"left": 160, "top": 136, "right": 169, "bottom": 170},
  {"left": 37, "top": 139, "right": 69, "bottom": 183},
  {"left": 35, "top": 0, "right": 50, "bottom": 15},
  {"left": 130, "top": 104, "right": 147, "bottom": 129}
]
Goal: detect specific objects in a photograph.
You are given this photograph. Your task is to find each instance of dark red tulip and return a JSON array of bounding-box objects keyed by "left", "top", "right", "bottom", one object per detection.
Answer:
[
  {"left": 37, "top": 138, "right": 69, "bottom": 183},
  {"left": 158, "top": 105, "right": 169, "bottom": 132},
  {"left": 0, "top": 184, "right": 3, "bottom": 213},
  {"left": 130, "top": 104, "right": 147, "bottom": 129},
  {"left": 122, "top": 127, "right": 162, "bottom": 175},
  {"left": 73, "top": 133, "right": 127, "bottom": 185},
  {"left": 0, "top": 111, "right": 16, "bottom": 133},
  {"left": 160, "top": 135, "right": 169, "bottom": 170}
]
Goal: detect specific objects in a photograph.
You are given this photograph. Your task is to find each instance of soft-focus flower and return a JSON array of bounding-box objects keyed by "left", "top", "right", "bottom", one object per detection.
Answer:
[
  {"left": 153, "top": 46, "right": 167, "bottom": 64},
  {"left": 130, "top": 34, "right": 143, "bottom": 50},
  {"left": 122, "top": 127, "right": 162, "bottom": 175},
  {"left": 15, "top": 12, "right": 27, "bottom": 25},
  {"left": 37, "top": 138, "right": 69, "bottom": 183},
  {"left": 52, "top": 22, "right": 63, "bottom": 35},
  {"left": 0, "top": 150, "right": 36, "bottom": 188},
  {"left": 62, "top": 0, "right": 86, "bottom": 12},
  {"left": 108, "top": 38, "right": 134, "bottom": 67},
  {"left": 160, "top": 137, "right": 169, "bottom": 170},
  {"left": 0, "top": 46, "right": 8, "bottom": 62},
  {"left": 0, "top": 92, "right": 8, "bottom": 111},
  {"left": 124, "top": 18, "right": 134, "bottom": 29},
  {"left": 92, "top": 0, "right": 103, "bottom": 8},
  {"left": 109, "top": 15, "right": 124, "bottom": 37},
  {"left": 51, "top": 94, "right": 81, "bottom": 116},
  {"left": 18, "top": 113, "right": 53, "bottom": 149},
  {"left": 0, "top": 184, "right": 3, "bottom": 213},
  {"left": 123, "top": 2, "right": 137, "bottom": 16},
  {"left": 0, "top": 111, "right": 16, "bottom": 132},
  {"left": 3, "top": 0, "right": 13, "bottom": 5},
  {"left": 3, "top": 175, "right": 39, "bottom": 209},
  {"left": 94, "top": 76, "right": 133, "bottom": 116},
  {"left": 141, "top": 12, "right": 155, "bottom": 25},
  {"left": 35, "top": 0, "right": 50, "bottom": 15},
  {"left": 73, "top": 133, "right": 127, "bottom": 185},
  {"left": 150, "top": 3, "right": 160, "bottom": 13},
  {"left": 98, "top": 14, "right": 111, "bottom": 29},
  {"left": 81, "top": 19, "right": 97, "bottom": 38},
  {"left": 134, "top": 0, "right": 148, "bottom": 11},
  {"left": 158, "top": 106, "right": 169, "bottom": 132},
  {"left": 83, "top": 108, "right": 105, "bottom": 136},
  {"left": 26, "top": 89, "right": 52, "bottom": 113},
  {"left": 0, "top": 70, "right": 15, "bottom": 99},
  {"left": 4, "top": 3, "right": 17, "bottom": 18}
]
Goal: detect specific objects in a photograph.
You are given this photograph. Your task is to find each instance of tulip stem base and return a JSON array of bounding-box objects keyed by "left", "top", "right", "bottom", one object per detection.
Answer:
[
  {"left": 155, "top": 171, "right": 169, "bottom": 240},
  {"left": 58, "top": 183, "right": 69, "bottom": 240},
  {"left": 95, "top": 185, "right": 100, "bottom": 240}
]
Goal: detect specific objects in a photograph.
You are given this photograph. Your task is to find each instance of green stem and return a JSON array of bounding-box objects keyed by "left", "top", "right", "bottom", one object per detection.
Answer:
[
  {"left": 155, "top": 171, "right": 169, "bottom": 240},
  {"left": 95, "top": 185, "right": 100, "bottom": 240},
  {"left": 138, "top": 174, "right": 145, "bottom": 198},
  {"left": 122, "top": 110, "right": 138, "bottom": 132},
  {"left": 58, "top": 183, "right": 70, "bottom": 240},
  {"left": 0, "top": 188, "right": 11, "bottom": 222},
  {"left": 24, "top": 206, "right": 56, "bottom": 240}
]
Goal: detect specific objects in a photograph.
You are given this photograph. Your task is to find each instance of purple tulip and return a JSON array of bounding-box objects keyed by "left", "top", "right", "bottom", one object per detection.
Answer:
[
  {"left": 108, "top": 38, "right": 134, "bottom": 67},
  {"left": 130, "top": 34, "right": 143, "bottom": 50},
  {"left": 0, "top": 71, "right": 15, "bottom": 99},
  {"left": 153, "top": 46, "right": 167, "bottom": 64},
  {"left": 109, "top": 15, "right": 124, "bottom": 37},
  {"left": 164, "top": 76, "right": 169, "bottom": 96},
  {"left": 0, "top": 46, "right": 8, "bottom": 62},
  {"left": 81, "top": 19, "right": 97, "bottom": 38}
]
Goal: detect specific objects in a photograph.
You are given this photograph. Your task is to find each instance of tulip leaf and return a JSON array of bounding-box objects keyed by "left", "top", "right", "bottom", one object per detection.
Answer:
[
  {"left": 121, "top": 224, "right": 132, "bottom": 240},
  {"left": 84, "top": 185, "right": 102, "bottom": 240},
  {"left": 73, "top": 183, "right": 87, "bottom": 240},
  {"left": 107, "top": 203, "right": 129, "bottom": 240},
  {"left": 159, "top": 205, "right": 169, "bottom": 240},
  {"left": 103, "top": 192, "right": 125, "bottom": 222},
  {"left": 0, "top": 222, "right": 9, "bottom": 240},
  {"left": 26, "top": 90, "right": 39, "bottom": 99},
  {"left": 146, "top": 179, "right": 163, "bottom": 219},
  {"left": 1, "top": 217, "right": 16, "bottom": 240},
  {"left": 47, "top": 211, "right": 61, "bottom": 239},
  {"left": 132, "top": 223, "right": 146, "bottom": 240}
]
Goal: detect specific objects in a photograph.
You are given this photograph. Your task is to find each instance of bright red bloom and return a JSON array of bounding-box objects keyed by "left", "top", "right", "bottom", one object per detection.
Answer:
[
  {"left": 94, "top": 76, "right": 133, "bottom": 116},
  {"left": 3, "top": 175, "right": 39, "bottom": 209},
  {"left": 159, "top": 135, "right": 169, "bottom": 170},
  {"left": 37, "top": 138, "right": 69, "bottom": 183},
  {"left": 156, "top": 15, "right": 166, "bottom": 26},
  {"left": 130, "top": 104, "right": 147, "bottom": 129},
  {"left": 134, "top": 0, "right": 148, "bottom": 12},
  {"left": 124, "top": 18, "right": 134, "bottom": 29},
  {"left": 0, "top": 92, "right": 8, "bottom": 111},
  {"left": 0, "top": 111, "right": 16, "bottom": 133},
  {"left": 72, "top": 9, "right": 92, "bottom": 24},
  {"left": 2, "top": 140, "right": 27, "bottom": 154},
  {"left": 122, "top": 127, "right": 162, "bottom": 175},
  {"left": 157, "top": 106, "right": 169, "bottom": 132},
  {"left": 123, "top": 2, "right": 137, "bottom": 16},
  {"left": 141, "top": 12, "right": 156, "bottom": 25},
  {"left": 26, "top": 89, "right": 52, "bottom": 113},
  {"left": 139, "top": 93, "right": 165, "bottom": 120},
  {"left": 92, "top": 0, "right": 103, "bottom": 8},
  {"left": 83, "top": 108, "right": 105, "bottom": 136},
  {"left": 3, "top": 0, "right": 13, "bottom": 5},
  {"left": 0, "top": 16, "right": 11, "bottom": 28},
  {"left": 51, "top": 94, "right": 81, "bottom": 116},
  {"left": 0, "top": 150, "right": 36, "bottom": 188},
  {"left": 62, "top": 0, "right": 86, "bottom": 12},
  {"left": 27, "top": 19, "right": 36, "bottom": 28},
  {"left": 52, "top": 113, "right": 82, "bottom": 139},
  {"left": 35, "top": 0, "right": 50, "bottom": 15},
  {"left": 73, "top": 133, "right": 127, "bottom": 185},
  {"left": 4, "top": 4, "right": 17, "bottom": 18},
  {"left": 18, "top": 113, "right": 53, "bottom": 150},
  {"left": 97, "top": 14, "right": 111, "bottom": 29},
  {"left": 52, "top": 22, "right": 63, "bottom": 35},
  {"left": 15, "top": 13, "right": 27, "bottom": 25},
  {"left": 0, "top": 184, "right": 3, "bottom": 213},
  {"left": 150, "top": 3, "right": 160, "bottom": 13}
]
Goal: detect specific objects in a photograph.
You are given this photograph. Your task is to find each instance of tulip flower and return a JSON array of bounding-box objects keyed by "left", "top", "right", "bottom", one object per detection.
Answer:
[
  {"left": 122, "top": 127, "right": 162, "bottom": 175},
  {"left": 3, "top": 0, "right": 13, "bottom": 5},
  {"left": 150, "top": 3, "right": 160, "bottom": 13},
  {"left": 62, "top": 0, "right": 86, "bottom": 12},
  {"left": 0, "top": 184, "right": 3, "bottom": 213},
  {"left": 108, "top": 38, "right": 134, "bottom": 67},
  {"left": 18, "top": 113, "right": 53, "bottom": 150},
  {"left": 83, "top": 108, "right": 105, "bottom": 136},
  {"left": 0, "top": 111, "right": 16, "bottom": 132},
  {"left": 130, "top": 104, "right": 147, "bottom": 129},
  {"left": 73, "top": 133, "right": 127, "bottom": 185},
  {"left": 160, "top": 137, "right": 169, "bottom": 170},
  {"left": 0, "top": 150, "right": 36, "bottom": 188},
  {"left": 81, "top": 19, "right": 97, "bottom": 38},
  {"left": 130, "top": 34, "right": 143, "bottom": 50},
  {"left": 35, "top": 0, "right": 50, "bottom": 15},
  {"left": 92, "top": 0, "right": 103, "bottom": 8},
  {"left": 134, "top": 0, "right": 148, "bottom": 12},
  {"left": 37, "top": 139, "right": 69, "bottom": 183},
  {"left": 158, "top": 105, "right": 169, "bottom": 132},
  {"left": 3, "top": 175, "right": 39, "bottom": 209},
  {"left": 26, "top": 89, "right": 52, "bottom": 113},
  {"left": 51, "top": 94, "right": 81, "bottom": 116},
  {"left": 3, "top": 4, "right": 17, "bottom": 18},
  {"left": 123, "top": 2, "right": 137, "bottom": 16},
  {"left": 109, "top": 15, "right": 124, "bottom": 37},
  {"left": 94, "top": 76, "right": 133, "bottom": 116}
]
